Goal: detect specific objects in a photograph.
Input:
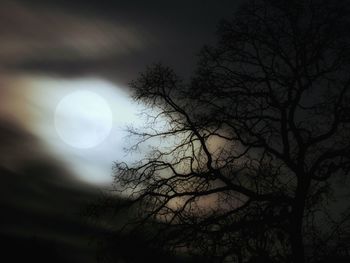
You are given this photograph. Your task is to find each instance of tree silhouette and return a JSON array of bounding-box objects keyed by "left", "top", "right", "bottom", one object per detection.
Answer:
[{"left": 109, "top": 0, "right": 350, "bottom": 262}]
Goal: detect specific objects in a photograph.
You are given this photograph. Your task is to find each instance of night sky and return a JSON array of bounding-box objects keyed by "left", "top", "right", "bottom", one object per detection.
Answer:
[{"left": 0, "top": 1, "right": 241, "bottom": 262}]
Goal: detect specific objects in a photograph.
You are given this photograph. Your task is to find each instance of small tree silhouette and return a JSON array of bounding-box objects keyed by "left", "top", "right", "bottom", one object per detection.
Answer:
[{"left": 108, "top": 0, "right": 350, "bottom": 262}]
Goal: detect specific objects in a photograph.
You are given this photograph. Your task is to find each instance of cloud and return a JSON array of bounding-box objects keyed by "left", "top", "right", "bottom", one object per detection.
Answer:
[
  {"left": 0, "top": 0, "right": 152, "bottom": 77},
  {"left": 0, "top": 119, "right": 67, "bottom": 180},
  {"left": 0, "top": 0, "right": 241, "bottom": 79},
  {"left": 0, "top": 122, "right": 101, "bottom": 263}
]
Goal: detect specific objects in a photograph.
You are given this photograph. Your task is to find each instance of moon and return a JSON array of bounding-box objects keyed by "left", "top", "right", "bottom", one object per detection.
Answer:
[{"left": 54, "top": 90, "right": 113, "bottom": 149}]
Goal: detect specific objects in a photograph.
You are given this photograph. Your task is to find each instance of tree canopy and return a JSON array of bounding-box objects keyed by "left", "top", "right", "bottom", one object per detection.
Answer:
[{"left": 106, "top": 1, "right": 350, "bottom": 262}]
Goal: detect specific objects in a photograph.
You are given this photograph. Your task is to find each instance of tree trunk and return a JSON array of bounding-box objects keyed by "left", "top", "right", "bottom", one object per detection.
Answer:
[
  {"left": 290, "top": 175, "right": 311, "bottom": 263},
  {"left": 290, "top": 216, "right": 305, "bottom": 263}
]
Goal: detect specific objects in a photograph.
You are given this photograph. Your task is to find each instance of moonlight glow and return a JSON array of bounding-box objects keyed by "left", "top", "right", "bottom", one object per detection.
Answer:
[{"left": 55, "top": 90, "right": 113, "bottom": 149}]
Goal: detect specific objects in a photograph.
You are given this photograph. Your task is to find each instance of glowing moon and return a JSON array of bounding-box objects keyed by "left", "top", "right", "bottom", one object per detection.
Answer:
[{"left": 55, "top": 90, "right": 113, "bottom": 149}]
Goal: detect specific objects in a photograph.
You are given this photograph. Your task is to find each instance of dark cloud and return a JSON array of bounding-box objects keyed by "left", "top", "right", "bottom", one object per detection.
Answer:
[
  {"left": 0, "top": 0, "right": 242, "bottom": 80},
  {"left": 0, "top": 0, "right": 151, "bottom": 80},
  {"left": 0, "top": 119, "right": 104, "bottom": 262},
  {"left": 7, "top": 53, "right": 126, "bottom": 77}
]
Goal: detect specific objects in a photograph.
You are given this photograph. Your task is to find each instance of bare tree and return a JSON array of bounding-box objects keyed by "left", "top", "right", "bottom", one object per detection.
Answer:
[{"left": 109, "top": 0, "right": 350, "bottom": 262}]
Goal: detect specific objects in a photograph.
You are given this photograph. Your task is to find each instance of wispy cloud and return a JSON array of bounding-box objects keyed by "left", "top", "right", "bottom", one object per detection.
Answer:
[{"left": 0, "top": 0, "right": 153, "bottom": 77}]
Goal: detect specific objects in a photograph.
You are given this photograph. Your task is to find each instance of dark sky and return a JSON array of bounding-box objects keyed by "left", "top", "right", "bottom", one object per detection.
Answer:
[{"left": 0, "top": 1, "right": 242, "bottom": 262}]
